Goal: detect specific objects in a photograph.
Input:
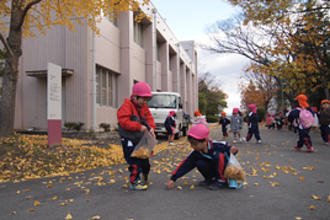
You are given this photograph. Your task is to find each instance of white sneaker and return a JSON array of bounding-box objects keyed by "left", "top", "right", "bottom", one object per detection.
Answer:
[
  {"left": 233, "top": 140, "right": 237, "bottom": 144},
  {"left": 240, "top": 137, "right": 247, "bottom": 143},
  {"left": 257, "top": 140, "right": 262, "bottom": 144},
  {"left": 169, "top": 142, "right": 176, "bottom": 146}
]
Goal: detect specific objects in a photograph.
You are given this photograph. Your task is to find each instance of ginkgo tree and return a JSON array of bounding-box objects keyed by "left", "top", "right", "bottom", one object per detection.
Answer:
[
  {"left": 0, "top": 0, "right": 149, "bottom": 137},
  {"left": 207, "top": 0, "right": 329, "bottom": 107}
]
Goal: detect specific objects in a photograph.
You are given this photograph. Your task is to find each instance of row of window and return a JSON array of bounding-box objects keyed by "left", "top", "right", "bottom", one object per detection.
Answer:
[{"left": 96, "top": 65, "right": 117, "bottom": 107}]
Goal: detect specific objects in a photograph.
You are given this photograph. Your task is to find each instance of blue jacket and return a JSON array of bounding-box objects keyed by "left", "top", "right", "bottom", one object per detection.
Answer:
[
  {"left": 164, "top": 116, "right": 176, "bottom": 130},
  {"left": 170, "top": 140, "right": 233, "bottom": 181},
  {"left": 248, "top": 112, "right": 259, "bottom": 129}
]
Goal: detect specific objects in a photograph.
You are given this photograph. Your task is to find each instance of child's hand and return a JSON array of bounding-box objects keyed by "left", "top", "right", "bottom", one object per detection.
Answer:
[
  {"left": 165, "top": 180, "right": 175, "bottom": 189},
  {"left": 149, "top": 128, "right": 156, "bottom": 139},
  {"left": 230, "top": 146, "right": 239, "bottom": 154},
  {"left": 140, "top": 125, "right": 148, "bottom": 133}
]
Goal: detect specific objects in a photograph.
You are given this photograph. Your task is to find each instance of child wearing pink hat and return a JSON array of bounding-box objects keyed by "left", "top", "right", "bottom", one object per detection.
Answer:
[
  {"left": 165, "top": 124, "right": 239, "bottom": 190},
  {"left": 117, "top": 82, "right": 156, "bottom": 190},
  {"left": 164, "top": 111, "right": 177, "bottom": 145},
  {"left": 230, "top": 108, "right": 243, "bottom": 143},
  {"left": 244, "top": 104, "right": 262, "bottom": 144}
]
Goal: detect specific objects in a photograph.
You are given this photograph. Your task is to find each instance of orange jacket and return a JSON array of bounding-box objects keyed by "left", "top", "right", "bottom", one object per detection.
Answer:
[{"left": 117, "top": 98, "right": 156, "bottom": 131}]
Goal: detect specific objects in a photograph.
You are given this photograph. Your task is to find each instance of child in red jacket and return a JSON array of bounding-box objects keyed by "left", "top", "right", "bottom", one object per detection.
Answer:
[{"left": 117, "top": 82, "right": 156, "bottom": 190}]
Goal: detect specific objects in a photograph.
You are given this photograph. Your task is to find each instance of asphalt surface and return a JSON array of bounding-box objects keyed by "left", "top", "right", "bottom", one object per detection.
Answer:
[{"left": 0, "top": 124, "right": 329, "bottom": 220}]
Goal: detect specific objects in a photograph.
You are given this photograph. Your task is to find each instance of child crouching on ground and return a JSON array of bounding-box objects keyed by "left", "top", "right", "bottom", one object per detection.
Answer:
[
  {"left": 165, "top": 124, "right": 239, "bottom": 190},
  {"left": 117, "top": 82, "right": 156, "bottom": 190}
]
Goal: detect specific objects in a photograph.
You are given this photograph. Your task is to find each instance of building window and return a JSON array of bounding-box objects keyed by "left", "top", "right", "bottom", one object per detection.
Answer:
[
  {"left": 134, "top": 21, "right": 144, "bottom": 47},
  {"left": 96, "top": 65, "right": 117, "bottom": 107}
]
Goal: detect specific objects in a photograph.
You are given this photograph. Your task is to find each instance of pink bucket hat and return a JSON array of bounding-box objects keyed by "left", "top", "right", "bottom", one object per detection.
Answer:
[
  {"left": 132, "top": 82, "right": 152, "bottom": 97},
  {"left": 187, "top": 124, "right": 210, "bottom": 140},
  {"left": 248, "top": 104, "right": 257, "bottom": 113},
  {"left": 233, "top": 108, "right": 239, "bottom": 114},
  {"left": 169, "top": 111, "right": 176, "bottom": 116}
]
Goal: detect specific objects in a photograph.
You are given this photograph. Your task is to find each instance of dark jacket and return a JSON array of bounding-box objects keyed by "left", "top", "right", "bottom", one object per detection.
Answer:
[{"left": 170, "top": 140, "right": 234, "bottom": 181}]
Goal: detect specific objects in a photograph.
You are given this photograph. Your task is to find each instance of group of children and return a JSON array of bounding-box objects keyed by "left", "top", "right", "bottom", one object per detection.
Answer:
[
  {"left": 117, "top": 82, "right": 241, "bottom": 191},
  {"left": 117, "top": 81, "right": 329, "bottom": 191},
  {"left": 218, "top": 104, "right": 262, "bottom": 144}
]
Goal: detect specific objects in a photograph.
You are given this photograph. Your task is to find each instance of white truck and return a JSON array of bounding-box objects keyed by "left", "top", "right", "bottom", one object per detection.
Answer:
[{"left": 147, "top": 92, "right": 189, "bottom": 138}]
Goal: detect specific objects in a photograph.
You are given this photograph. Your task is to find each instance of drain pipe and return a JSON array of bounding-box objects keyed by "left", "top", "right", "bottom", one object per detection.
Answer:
[{"left": 92, "top": 29, "right": 97, "bottom": 131}]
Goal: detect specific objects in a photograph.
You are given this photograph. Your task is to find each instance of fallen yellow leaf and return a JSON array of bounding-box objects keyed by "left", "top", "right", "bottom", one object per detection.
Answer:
[
  {"left": 270, "top": 182, "right": 279, "bottom": 187},
  {"left": 89, "top": 216, "right": 101, "bottom": 220},
  {"left": 299, "top": 176, "right": 305, "bottom": 181},
  {"left": 328, "top": 195, "right": 330, "bottom": 202},
  {"left": 33, "top": 200, "right": 40, "bottom": 207},
  {"left": 295, "top": 217, "right": 302, "bottom": 220},
  {"left": 190, "top": 184, "right": 195, "bottom": 190},
  {"left": 28, "top": 208, "right": 35, "bottom": 212},
  {"left": 303, "top": 166, "right": 315, "bottom": 171},
  {"left": 52, "top": 196, "right": 58, "bottom": 200},
  {"left": 254, "top": 182, "right": 259, "bottom": 186},
  {"left": 65, "top": 213, "right": 73, "bottom": 220},
  {"left": 312, "top": 195, "right": 321, "bottom": 200},
  {"left": 308, "top": 205, "right": 315, "bottom": 210},
  {"left": 177, "top": 186, "right": 182, "bottom": 190}
]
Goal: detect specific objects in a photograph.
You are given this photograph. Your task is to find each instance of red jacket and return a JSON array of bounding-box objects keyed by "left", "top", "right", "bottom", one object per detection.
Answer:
[{"left": 117, "top": 98, "right": 156, "bottom": 131}]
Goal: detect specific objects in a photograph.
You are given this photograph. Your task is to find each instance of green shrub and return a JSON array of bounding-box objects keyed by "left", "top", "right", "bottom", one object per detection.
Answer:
[
  {"left": 99, "top": 123, "right": 110, "bottom": 132},
  {"left": 206, "top": 115, "right": 219, "bottom": 123},
  {"left": 64, "top": 122, "right": 84, "bottom": 131}
]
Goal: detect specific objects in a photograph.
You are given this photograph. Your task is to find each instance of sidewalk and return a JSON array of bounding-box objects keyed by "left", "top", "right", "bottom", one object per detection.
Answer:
[{"left": 0, "top": 125, "right": 329, "bottom": 220}]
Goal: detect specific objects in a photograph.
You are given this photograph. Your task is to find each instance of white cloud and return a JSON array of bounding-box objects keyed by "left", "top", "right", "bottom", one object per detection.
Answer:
[{"left": 195, "top": 35, "right": 251, "bottom": 114}]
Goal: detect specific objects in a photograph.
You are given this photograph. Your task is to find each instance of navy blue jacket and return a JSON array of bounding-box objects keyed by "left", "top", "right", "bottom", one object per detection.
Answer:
[
  {"left": 288, "top": 107, "right": 314, "bottom": 129},
  {"left": 248, "top": 112, "right": 259, "bottom": 129},
  {"left": 164, "top": 116, "right": 176, "bottom": 130},
  {"left": 219, "top": 117, "right": 230, "bottom": 127},
  {"left": 170, "top": 140, "right": 233, "bottom": 181}
]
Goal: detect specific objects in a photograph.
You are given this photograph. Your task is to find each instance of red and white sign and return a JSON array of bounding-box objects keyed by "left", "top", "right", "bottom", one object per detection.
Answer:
[{"left": 47, "top": 63, "right": 62, "bottom": 146}]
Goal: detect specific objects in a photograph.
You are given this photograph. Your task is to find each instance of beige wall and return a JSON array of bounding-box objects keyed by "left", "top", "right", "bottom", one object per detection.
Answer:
[{"left": 14, "top": 6, "right": 198, "bottom": 131}]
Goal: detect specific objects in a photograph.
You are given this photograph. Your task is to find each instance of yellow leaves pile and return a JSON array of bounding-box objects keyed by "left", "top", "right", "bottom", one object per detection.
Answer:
[
  {"left": 0, "top": 134, "right": 126, "bottom": 183},
  {"left": 224, "top": 166, "right": 246, "bottom": 181}
]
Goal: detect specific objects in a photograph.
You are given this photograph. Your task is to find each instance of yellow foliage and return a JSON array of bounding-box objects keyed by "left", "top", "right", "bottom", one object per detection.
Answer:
[{"left": 0, "top": 0, "right": 151, "bottom": 38}]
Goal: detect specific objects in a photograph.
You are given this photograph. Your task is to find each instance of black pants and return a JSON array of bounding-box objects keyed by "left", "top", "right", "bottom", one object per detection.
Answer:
[
  {"left": 121, "top": 138, "right": 150, "bottom": 183},
  {"left": 320, "top": 125, "right": 329, "bottom": 142},
  {"left": 297, "top": 128, "right": 312, "bottom": 149}
]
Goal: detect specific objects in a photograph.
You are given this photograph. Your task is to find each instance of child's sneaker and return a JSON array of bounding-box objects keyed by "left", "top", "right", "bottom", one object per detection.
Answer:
[
  {"left": 169, "top": 142, "right": 176, "bottom": 146},
  {"left": 306, "top": 147, "right": 314, "bottom": 153},
  {"left": 130, "top": 180, "right": 148, "bottom": 191},
  {"left": 240, "top": 137, "right": 247, "bottom": 143},
  {"left": 198, "top": 179, "right": 212, "bottom": 187},
  {"left": 294, "top": 146, "right": 301, "bottom": 151},
  {"left": 257, "top": 140, "right": 262, "bottom": 144},
  {"left": 233, "top": 139, "right": 237, "bottom": 144},
  {"left": 207, "top": 180, "right": 227, "bottom": 190}
]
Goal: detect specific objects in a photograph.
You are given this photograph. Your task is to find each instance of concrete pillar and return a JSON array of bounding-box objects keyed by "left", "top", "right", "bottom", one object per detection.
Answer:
[
  {"left": 118, "top": 12, "right": 133, "bottom": 105},
  {"left": 160, "top": 42, "right": 169, "bottom": 91}
]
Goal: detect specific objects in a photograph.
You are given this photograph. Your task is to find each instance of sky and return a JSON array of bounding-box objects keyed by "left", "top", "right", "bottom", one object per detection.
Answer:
[{"left": 151, "top": 0, "right": 250, "bottom": 114}]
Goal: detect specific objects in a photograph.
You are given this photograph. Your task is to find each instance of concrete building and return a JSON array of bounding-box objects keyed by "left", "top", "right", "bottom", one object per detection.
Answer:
[{"left": 10, "top": 2, "right": 198, "bottom": 131}]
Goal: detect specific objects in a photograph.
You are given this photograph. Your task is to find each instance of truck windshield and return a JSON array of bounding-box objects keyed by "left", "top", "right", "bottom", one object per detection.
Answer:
[{"left": 148, "top": 95, "right": 177, "bottom": 108}]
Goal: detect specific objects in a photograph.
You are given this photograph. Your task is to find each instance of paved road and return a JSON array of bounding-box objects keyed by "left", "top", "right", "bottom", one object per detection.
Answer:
[{"left": 1, "top": 125, "right": 329, "bottom": 220}]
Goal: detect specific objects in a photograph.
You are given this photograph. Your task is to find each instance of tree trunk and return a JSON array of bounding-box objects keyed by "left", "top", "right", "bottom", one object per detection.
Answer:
[
  {"left": 0, "top": 3, "right": 23, "bottom": 137},
  {"left": 0, "top": 62, "right": 18, "bottom": 136}
]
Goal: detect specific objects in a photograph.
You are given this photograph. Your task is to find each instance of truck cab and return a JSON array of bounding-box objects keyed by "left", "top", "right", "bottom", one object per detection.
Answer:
[{"left": 148, "top": 92, "right": 189, "bottom": 138}]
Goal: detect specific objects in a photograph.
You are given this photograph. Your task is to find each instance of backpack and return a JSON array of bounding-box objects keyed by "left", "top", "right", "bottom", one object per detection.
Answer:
[{"left": 297, "top": 107, "right": 315, "bottom": 129}]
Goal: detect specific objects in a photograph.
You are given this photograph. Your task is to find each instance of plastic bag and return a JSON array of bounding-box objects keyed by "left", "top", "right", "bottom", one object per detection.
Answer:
[
  {"left": 131, "top": 132, "right": 157, "bottom": 159},
  {"left": 224, "top": 153, "right": 246, "bottom": 181}
]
